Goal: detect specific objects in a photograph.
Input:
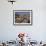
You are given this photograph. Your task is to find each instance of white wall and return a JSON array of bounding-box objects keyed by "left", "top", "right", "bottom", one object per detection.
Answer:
[{"left": 0, "top": 0, "right": 46, "bottom": 42}]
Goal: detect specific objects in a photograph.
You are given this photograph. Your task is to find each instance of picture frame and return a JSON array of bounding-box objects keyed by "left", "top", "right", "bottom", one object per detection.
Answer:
[{"left": 13, "top": 10, "right": 33, "bottom": 25}]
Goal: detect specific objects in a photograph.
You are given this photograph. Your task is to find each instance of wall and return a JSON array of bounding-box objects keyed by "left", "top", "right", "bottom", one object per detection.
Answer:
[{"left": 0, "top": 0, "right": 46, "bottom": 42}]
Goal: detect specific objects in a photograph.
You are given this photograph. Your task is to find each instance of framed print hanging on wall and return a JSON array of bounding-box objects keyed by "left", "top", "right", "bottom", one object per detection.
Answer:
[{"left": 13, "top": 10, "right": 33, "bottom": 25}]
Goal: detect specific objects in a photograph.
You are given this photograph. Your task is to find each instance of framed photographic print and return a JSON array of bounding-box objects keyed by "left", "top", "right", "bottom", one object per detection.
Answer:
[{"left": 13, "top": 10, "right": 32, "bottom": 25}]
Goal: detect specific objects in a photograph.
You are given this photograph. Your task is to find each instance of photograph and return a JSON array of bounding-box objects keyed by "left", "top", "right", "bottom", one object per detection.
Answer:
[{"left": 13, "top": 10, "right": 32, "bottom": 25}]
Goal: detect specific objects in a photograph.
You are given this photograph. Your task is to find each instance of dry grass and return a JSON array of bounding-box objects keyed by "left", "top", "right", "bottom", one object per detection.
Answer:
[{"left": 15, "top": 14, "right": 30, "bottom": 23}]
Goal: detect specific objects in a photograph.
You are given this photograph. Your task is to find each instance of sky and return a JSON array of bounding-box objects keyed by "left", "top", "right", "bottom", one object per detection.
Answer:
[{"left": 15, "top": 12, "right": 30, "bottom": 15}]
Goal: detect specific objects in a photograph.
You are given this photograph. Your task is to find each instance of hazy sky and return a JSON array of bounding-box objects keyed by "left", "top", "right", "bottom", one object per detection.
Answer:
[{"left": 15, "top": 12, "right": 30, "bottom": 15}]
